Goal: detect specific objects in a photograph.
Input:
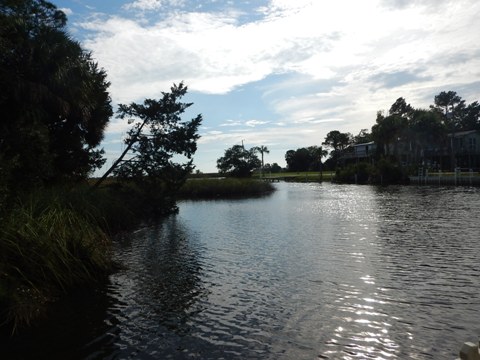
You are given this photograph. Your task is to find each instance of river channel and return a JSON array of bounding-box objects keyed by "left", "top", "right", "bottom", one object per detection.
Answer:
[{"left": 4, "top": 182, "right": 480, "bottom": 359}]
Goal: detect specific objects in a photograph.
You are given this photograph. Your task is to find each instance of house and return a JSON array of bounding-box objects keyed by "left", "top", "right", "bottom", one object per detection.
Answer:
[
  {"left": 339, "top": 142, "right": 376, "bottom": 165},
  {"left": 448, "top": 130, "right": 480, "bottom": 169},
  {"left": 340, "top": 130, "right": 480, "bottom": 171}
]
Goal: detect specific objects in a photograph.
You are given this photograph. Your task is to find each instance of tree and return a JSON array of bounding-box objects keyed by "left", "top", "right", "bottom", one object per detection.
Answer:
[
  {"left": 322, "top": 130, "right": 353, "bottom": 152},
  {"left": 431, "top": 91, "right": 465, "bottom": 131},
  {"left": 389, "top": 97, "right": 413, "bottom": 119},
  {"left": 99, "top": 83, "right": 202, "bottom": 209},
  {"left": 0, "top": 0, "right": 112, "bottom": 190},
  {"left": 264, "top": 163, "right": 282, "bottom": 173},
  {"left": 371, "top": 112, "right": 408, "bottom": 158},
  {"left": 217, "top": 145, "right": 261, "bottom": 177},
  {"left": 253, "top": 145, "right": 269, "bottom": 177},
  {"left": 353, "top": 129, "right": 372, "bottom": 144},
  {"left": 322, "top": 130, "right": 353, "bottom": 166},
  {"left": 462, "top": 101, "right": 480, "bottom": 130},
  {"left": 285, "top": 147, "right": 326, "bottom": 172},
  {"left": 408, "top": 109, "right": 446, "bottom": 165}
]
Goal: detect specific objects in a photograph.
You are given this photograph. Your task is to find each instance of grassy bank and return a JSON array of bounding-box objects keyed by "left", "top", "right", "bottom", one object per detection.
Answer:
[
  {"left": 0, "top": 178, "right": 276, "bottom": 332},
  {"left": 0, "top": 186, "right": 138, "bottom": 333},
  {"left": 258, "top": 171, "right": 335, "bottom": 182},
  {"left": 178, "top": 177, "right": 276, "bottom": 199}
]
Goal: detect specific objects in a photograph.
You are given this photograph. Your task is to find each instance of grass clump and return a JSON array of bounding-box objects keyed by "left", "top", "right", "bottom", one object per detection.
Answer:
[
  {"left": 0, "top": 187, "right": 127, "bottom": 332},
  {"left": 178, "top": 178, "right": 275, "bottom": 199}
]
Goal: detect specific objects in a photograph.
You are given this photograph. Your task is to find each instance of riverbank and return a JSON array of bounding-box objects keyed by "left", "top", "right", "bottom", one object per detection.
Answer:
[
  {"left": 0, "top": 185, "right": 138, "bottom": 333},
  {"left": 0, "top": 178, "right": 276, "bottom": 334}
]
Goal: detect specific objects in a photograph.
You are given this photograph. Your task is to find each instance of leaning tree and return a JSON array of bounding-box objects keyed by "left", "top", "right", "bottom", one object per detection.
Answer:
[{"left": 94, "top": 83, "right": 202, "bottom": 212}]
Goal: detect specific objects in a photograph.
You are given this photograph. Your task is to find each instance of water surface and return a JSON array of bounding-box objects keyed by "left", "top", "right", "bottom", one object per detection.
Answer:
[{"left": 4, "top": 183, "right": 480, "bottom": 359}]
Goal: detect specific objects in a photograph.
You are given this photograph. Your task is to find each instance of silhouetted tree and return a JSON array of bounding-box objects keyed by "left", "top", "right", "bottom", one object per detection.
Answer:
[
  {"left": 217, "top": 145, "right": 261, "bottom": 177},
  {"left": 0, "top": 0, "right": 112, "bottom": 190},
  {"left": 98, "top": 83, "right": 202, "bottom": 210},
  {"left": 253, "top": 145, "right": 270, "bottom": 177}
]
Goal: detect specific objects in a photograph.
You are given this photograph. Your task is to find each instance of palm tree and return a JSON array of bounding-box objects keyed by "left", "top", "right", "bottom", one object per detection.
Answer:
[{"left": 254, "top": 145, "right": 270, "bottom": 177}]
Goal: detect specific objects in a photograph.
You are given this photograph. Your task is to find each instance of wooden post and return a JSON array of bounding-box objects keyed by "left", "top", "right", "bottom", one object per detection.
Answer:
[{"left": 456, "top": 340, "right": 480, "bottom": 360}]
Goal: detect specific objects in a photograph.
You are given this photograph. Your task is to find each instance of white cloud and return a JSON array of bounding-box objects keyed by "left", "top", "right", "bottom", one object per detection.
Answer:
[
  {"left": 83, "top": 0, "right": 480, "bottom": 105},
  {"left": 59, "top": 7, "right": 73, "bottom": 16},
  {"left": 123, "top": 0, "right": 186, "bottom": 11}
]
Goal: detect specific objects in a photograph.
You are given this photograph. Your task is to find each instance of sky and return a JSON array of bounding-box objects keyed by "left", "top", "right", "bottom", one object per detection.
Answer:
[{"left": 54, "top": 0, "right": 480, "bottom": 174}]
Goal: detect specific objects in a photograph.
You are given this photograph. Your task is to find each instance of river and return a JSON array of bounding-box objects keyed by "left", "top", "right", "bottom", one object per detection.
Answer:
[{"left": 4, "top": 182, "right": 480, "bottom": 359}]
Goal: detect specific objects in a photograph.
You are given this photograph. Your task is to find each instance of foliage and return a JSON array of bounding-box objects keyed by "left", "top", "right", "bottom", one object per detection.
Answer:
[
  {"left": 285, "top": 146, "right": 327, "bottom": 172},
  {"left": 321, "top": 131, "right": 353, "bottom": 166},
  {"left": 431, "top": 91, "right": 465, "bottom": 131},
  {"left": 104, "top": 83, "right": 202, "bottom": 213},
  {"left": 334, "top": 159, "right": 407, "bottom": 185},
  {"left": 0, "top": 0, "right": 112, "bottom": 191},
  {"left": 353, "top": 129, "right": 372, "bottom": 144},
  {"left": 371, "top": 113, "right": 408, "bottom": 157},
  {"left": 335, "top": 162, "right": 373, "bottom": 184},
  {"left": 178, "top": 178, "right": 275, "bottom": 199},
  {"left": 253, "top": 145, "right": 270, "bottom": 177},
  {"left": 323, "top": 92, "right": 479, "bottom": 172},
  {"left": 264, "top": 162, "right": 283, "bottom": 173},
  {"left": 370, "top": 158, "right": 408, "bottom": 184},
  {"left": 322, "top": 130, "right": 353, "bottom": 152},
  {"left": 217, "top": 145, "right": 261, "bottom": 177},
  {"left": 0, "top": 188, "right": 121, "bottom": 331}
]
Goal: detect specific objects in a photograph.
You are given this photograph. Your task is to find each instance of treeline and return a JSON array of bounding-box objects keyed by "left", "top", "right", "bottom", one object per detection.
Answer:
[{"left": 284, "top": 91, "right": 480, "bottom": 182}]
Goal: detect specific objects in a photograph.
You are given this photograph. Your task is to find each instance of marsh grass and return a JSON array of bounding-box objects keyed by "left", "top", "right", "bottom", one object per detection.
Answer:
[
  {"left": 178, "top": 178, "right": 275, "bottom": 199},
  {"left": 0, "top": 186, "right": 136, "bottom": 332}
]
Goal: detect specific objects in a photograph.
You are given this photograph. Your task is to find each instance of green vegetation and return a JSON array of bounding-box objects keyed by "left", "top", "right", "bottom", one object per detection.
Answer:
[
  {"left": 0, "top": 0, "right": 112, "bottom": 192},
  {"left": 179, "top": 178, "right": 275, "bottom": 199},
  {"left": 0, "top": 1, "right": 203, "bottom": 333},
  {"left": 285, "top": 146, "right": 327, "bottom": 172},
  {"left": 216, "top": 145, "right": 262, "bottom": 177},
  {"left": 287, "top": 92, "right": 480, "bottom": 185},
  {"left": 0, "top": 186, "right": 137, "bottom": 332}
]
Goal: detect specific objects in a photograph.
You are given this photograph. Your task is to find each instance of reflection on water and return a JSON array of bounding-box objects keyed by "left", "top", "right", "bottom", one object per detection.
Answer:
[{"left": 3, "top": 183, "right": 480, "bottom": 359}]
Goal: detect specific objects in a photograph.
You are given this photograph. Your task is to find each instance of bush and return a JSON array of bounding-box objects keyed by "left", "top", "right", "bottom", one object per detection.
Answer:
[
  {"left": 370, "top": 158, "right": 409, "bottom": 184},
  {"left": 335, "top": 162, "right": 373, "bottom": 184}
]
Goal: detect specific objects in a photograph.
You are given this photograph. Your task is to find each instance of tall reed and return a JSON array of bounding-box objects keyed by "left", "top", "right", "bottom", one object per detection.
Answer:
[
  {"left": 0, "top": 188, "right": 116, "bottom": 332},
  {"left": 178, "top": 178, "right": 275, "bottom": 199}
]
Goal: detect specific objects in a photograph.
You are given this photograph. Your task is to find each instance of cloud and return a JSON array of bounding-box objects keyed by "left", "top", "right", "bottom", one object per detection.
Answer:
[
  {"left": 80, "top": 0, "right": 480, "bottom": 173},
  {"left": 59, "top": 7, "right": 73, "bottom": 16},
  {"left": 123, "top": 0, "right": 185, "bottom": 11},
  {"left": 370, "top": 70, "right": 432, "bottom": 89},
  {"left": 82, "top": 0, "right": 479, "bottom": 105}
]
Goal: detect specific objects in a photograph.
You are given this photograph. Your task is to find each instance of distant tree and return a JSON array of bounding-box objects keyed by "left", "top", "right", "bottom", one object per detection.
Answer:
[
  {"left": 307, "top": 146, "right": 327, "bottom": 170},
  {"left": 389, "top": 97, "right": 414, "bottom": 119},
  {"left": 408, "top": 109, "right": 446, "bottom": 164},
  {"left": 322, "top": 130, "right": 353, "bottom": 152},
  {"left": 264, "top": 162, "right": 282, "bottom": 173},
  {"left": 285, "top": 148, "right": 311, "bottom": 172},
  {"left": 97, "top": 83, "right": 202, "bottom": 208},
  {"left": 431, "top": 91, "right": 465, "bottom": 131},
  {"left": 322, "top": 130, "right": 353, "bottom": 166},
  {"left": 217, "top": 145, "right": 261, "bottom": 177},
  {"left": 371, "top": 112, "right": 408, "bottom": 157},
  {"left": 253, "top": 145, "right": 270, "bottom": 177},
  {"left": 353, "top": 129, "right": 372, "bottom": 144},
  {"left": 462, "top": 101, "right": 480, "bottom": 130},
  {"left": 0, "top": 0, "right": 112, "bottom": 190}
]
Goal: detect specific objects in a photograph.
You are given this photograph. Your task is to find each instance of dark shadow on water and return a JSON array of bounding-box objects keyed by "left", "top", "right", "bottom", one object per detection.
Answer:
[{"left": 0, "top": 215, "right": 214, "bottom": 359}]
